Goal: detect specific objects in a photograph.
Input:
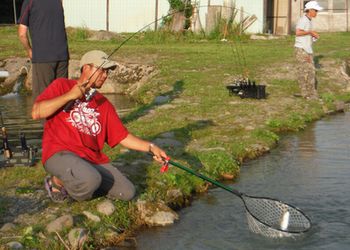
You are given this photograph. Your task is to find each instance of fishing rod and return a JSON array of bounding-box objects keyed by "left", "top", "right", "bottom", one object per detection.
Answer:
[
  {"left": 0, "top": 111, "right": 12, "bottom": 159},
  {"left": 160, "top": 157, "right": 312, "bottom": 238},
  {"left": 63, "top": 4, "right": 259, "bottom": 112},
  {"left": 63, "top": 8, "right": 186, "bottom": 112}
]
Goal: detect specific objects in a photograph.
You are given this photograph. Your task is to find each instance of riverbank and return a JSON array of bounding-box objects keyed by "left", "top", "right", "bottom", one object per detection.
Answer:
[{"left": 1, "top": 27, "right": 350, "bottom": 249}]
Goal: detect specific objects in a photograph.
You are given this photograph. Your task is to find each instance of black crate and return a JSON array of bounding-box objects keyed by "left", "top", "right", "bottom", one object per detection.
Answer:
[{"left": 226, "top": 81, "right": 266, "bottom": 99}]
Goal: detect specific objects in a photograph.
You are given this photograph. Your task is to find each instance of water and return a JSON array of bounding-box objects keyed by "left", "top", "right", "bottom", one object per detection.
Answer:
[
  {"left": 136, "top": 112, "right": 350, "bottom": 250},
  {"left": 0, "top": 94, "right": 135, "bottom": 148}
]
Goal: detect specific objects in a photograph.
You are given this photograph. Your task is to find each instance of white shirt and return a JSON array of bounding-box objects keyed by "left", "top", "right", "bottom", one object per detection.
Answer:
[{"left": 294, "top": 15, "right": 313, "bottom": 54}]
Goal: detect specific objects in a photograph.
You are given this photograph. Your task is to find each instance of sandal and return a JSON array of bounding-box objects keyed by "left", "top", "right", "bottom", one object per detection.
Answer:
[{"left": 44, "top": 176, "right": 69, "bottom": 203}]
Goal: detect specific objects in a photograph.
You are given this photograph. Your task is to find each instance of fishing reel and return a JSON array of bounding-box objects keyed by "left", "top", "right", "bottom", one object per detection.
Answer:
[
  {"left": 226, "top": 79, "right": 266, "bottom": 99},
  {"left": 0, "top": 132, "right": 38, "bottom": 168}
]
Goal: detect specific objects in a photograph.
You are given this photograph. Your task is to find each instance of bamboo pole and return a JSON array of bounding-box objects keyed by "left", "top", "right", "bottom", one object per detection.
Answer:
[
  {"left": 155, "top": 0, "right": 159, "bottom": 30},
  {"left": 13, "top": 0, "right": 17, "bottom": 24},
  {"left": 106, "top": 0, "right": 110, "bottom": 31},
  {"left": 287, "top": 0, "right": 292, "bottom": 35},
  {"left": 346, "top": 0, "right": 349, "bottom": 32}
]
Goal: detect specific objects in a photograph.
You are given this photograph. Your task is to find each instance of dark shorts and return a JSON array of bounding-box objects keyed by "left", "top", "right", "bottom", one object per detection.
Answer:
[
  {"left": 32, "top": 60, "right": 68, "bottom": 101},
  {"left": 44, "top": 151, "right": 136, "bottom": 201}
]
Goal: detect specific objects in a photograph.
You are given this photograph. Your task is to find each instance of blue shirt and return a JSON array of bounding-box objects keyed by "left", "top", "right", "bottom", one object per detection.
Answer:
[{"left": 19, "top": 0, "right": 69, "bottom": 63}]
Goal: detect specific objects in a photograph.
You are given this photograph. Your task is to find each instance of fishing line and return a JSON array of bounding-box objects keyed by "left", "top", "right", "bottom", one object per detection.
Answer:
[
  {"left": 64, "top": 4, "right": 261, "bottom": 112},
  {"left": 230, "top": 37, "right": 245, "bottom": 77}
]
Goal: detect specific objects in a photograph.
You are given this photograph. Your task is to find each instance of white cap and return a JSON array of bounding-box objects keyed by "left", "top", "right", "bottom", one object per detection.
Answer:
[{"left": 305, "top": 1, "right": 323, "bottom": 11}]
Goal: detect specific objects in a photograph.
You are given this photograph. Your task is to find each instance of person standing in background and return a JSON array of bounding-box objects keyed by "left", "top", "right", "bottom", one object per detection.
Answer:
[
  {"left": 294, "top": 1, "right": 323, "bottom": 100},
  {"left": 18, "top": 0, "right": 69, "bottom": 101}
]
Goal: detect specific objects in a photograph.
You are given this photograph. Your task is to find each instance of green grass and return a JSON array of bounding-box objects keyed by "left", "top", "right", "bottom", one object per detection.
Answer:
[{"left": 1, "top": 26, "right": 350, "bottom": 248}]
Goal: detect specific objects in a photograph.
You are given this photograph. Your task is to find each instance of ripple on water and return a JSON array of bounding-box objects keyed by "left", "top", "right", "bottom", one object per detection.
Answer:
[{"left": 136, "top": 112, "right": 350, "bottom": 250}]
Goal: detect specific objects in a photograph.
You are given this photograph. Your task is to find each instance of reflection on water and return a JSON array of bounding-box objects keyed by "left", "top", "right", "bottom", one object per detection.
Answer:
[
  {"left": 136, "top": 112, "right": 350, "bottom": 250},
  {"left": 0, "top": 93, "right": 136, "bottom": 148}
]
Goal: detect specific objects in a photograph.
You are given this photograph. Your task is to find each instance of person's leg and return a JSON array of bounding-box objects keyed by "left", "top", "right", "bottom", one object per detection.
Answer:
[
  {"left": 295, "top": 48, "right": 318, "bottom": 99},
  {"left": 55, "top": 60, "right": 69, "bottom": 79},
  {"left": 93, "top": 163, "right": 136, "bottom": 201},
  {"left": 31, "top": 62, "right": 56, "bottom": 101},
  {"left": 308, "top": 55, "right": 318, "bottom": 98},
  {"left": 295, "top": 48, "right": 308, "bottom": 98},
  {"left": 45, "top": 151, "right": 102, "bottom": 201}
]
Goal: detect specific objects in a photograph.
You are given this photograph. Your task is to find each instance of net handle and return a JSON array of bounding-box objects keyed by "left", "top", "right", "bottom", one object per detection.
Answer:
[
  {"left": 168, "top": 159, "right": 311, "bottom": 235},
  {"left": 168, "top": 159, "right": 243, "bottom": 198}
]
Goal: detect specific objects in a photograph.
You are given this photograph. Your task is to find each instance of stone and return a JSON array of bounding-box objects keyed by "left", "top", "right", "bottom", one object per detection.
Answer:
[
  {"left": 68, "top": 228, "right": 88, "bottom": 250},
  {"left": 152, "top": 138, "right": 183, "bottom": 148},
  {"left": 46, "top": 215, "right": 74, "bottom": 233},
  {"left": 335, "top": 101, "right": 345, "bottom": 112},
  {"left": 83, "top": 211, "right": 101, "bottom": 222},
  {"left": 0, "top": 222, "right": 16, "bottom": 232},
  {"left": 154, "top": 95, "right": 170, "bottom": 104},
  {"left": 136, "top": 199, "right": 179, "bottom": 226},
  {"left": 6, "top": 241, "right": 23, "bottom": 249},
  {"left": 160, "top": 132, "right": 175, "bottom": 138},
  {"left": 97, "top": 200, "right": 115, "bottom": 216}
]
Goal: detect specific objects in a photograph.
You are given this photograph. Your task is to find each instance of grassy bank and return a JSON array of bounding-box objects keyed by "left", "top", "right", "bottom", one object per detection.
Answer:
[{"left": 1, "top": 26, "right": 350, "bottom": 248}]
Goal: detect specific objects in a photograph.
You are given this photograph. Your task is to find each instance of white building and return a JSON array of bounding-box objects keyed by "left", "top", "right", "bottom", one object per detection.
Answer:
[{"left": 62, "top": 0, "right": 264, "bottom": 34}]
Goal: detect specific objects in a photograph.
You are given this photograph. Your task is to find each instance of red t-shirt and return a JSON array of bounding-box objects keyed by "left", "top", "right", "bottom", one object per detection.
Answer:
[{"left": 36, "top": 78, "right": 129, "bottom": 164}]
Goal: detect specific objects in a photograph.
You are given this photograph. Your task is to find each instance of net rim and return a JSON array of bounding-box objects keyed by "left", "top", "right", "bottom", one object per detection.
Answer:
[{"left": 242, "top": 194, "right": 312, "bottom": 234}]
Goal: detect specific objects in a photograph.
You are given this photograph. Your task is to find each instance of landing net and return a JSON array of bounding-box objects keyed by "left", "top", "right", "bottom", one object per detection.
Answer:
[{"left": 243, "top": 196, "right": 311, "bottom": 238}]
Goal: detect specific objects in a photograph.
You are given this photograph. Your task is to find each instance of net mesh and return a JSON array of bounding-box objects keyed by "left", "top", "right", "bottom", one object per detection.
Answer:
[{"left": 243, "top": 195, "right": 311, "bottom": 238}]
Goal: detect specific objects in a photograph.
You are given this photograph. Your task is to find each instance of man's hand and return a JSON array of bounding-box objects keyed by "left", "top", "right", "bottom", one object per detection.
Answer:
[
  {"left": 149, "top": 144, "right": 168, "bottom": 164},
  {"left": 305, "top": 54, "right": 313, "bottom": 63},
  {"left": 18, "top": 24, "right": 32, "bottom": 60},
  {"left": 67, "top": 80, "right": 93, "bottom": 100},
  {"left": 27, "top": 48, "right": 32, "bottom": 60},
  {"left": 310, "top": 31, "right": 320, "bottom": 39}
]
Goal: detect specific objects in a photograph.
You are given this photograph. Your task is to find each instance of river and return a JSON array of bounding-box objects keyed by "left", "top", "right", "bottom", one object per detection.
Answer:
[
  {"left": 0, "top": 94, "right": 135, "bottom": 152},
  {"left": 1, "top": 95, "right": 349, "bottom": 250},
  {"left": 136, "top": 111, "right": 350, "bottom": 250}
]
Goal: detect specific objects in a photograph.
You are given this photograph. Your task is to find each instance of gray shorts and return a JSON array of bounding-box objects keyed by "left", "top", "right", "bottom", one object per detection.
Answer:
[
  {"left": 32, "top": 60, "right": 68, "bottom": 101},
  {"left": 44, "top": 151, "right": 135, "bottom": 201}
]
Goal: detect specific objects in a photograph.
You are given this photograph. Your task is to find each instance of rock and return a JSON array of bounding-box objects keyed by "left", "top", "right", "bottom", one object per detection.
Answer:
[
  {"left": 250, "top": 34, "right": 267, "bottom": 40},
  {"left": 152, "top": 138, "right": 183, "bottom": 148},
  {"left": 83, "top": 211, "right": 101, "bottom": 222},
  {"left": 250, "top": 34, "right": 284, "bottom": 40},
  {"left": 166, "top": 189, "right": 184, "bottom": 204},
  {"left": 0, "top": 222, "right": 16, "bottom": 232},
  {"left": 117, "top": 237, "right": 137, "bottom": 247},
  {"left": 136, "top": 199, "right": 179, "bottom": 226},
  {"left": 245, "top": 125, "right": 255, "bottom": 131},
  {"left": 1, "top": 58, "right": 31, "bottom": 91},
  {"left": 46, "top": 215, "right": 74, "bottom": 233},
  {"left": 335, "top": 101, "right": 345, "bottom": 112},
  {"left": 145, "top": 211, "right": 178, "bottom": 226},
  {"left": 221, "top": 173, "right": 235, "bottom": 180},
  {"left": 160, "top": 132, "right": 176, "bottom": 138},
  {"left": 6, "top": 241, "right": 23, "bottom": 249},
  {"left": 97, "top": 200, "right": 115, "bottom": 216},
  {"left": 166, "top": 189, "right": 183, "bottom": 201},
  {"left": 154, "top": 95, "right": 170, "bottom": 104},
  {"left": 157, "top": 104, "right": 176, "bottom": 110},
  {"left": 68, "top": 228, "right": 88, "bottom": 250},
  {"left": 104, "top": 230, "right": 119, "bottom": 240},
  {"left": 88, "top": 30, "right": 118, "bottom": 41},
  {"left": 68, "top": 60, "right": 156, "bottom": 94}
]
